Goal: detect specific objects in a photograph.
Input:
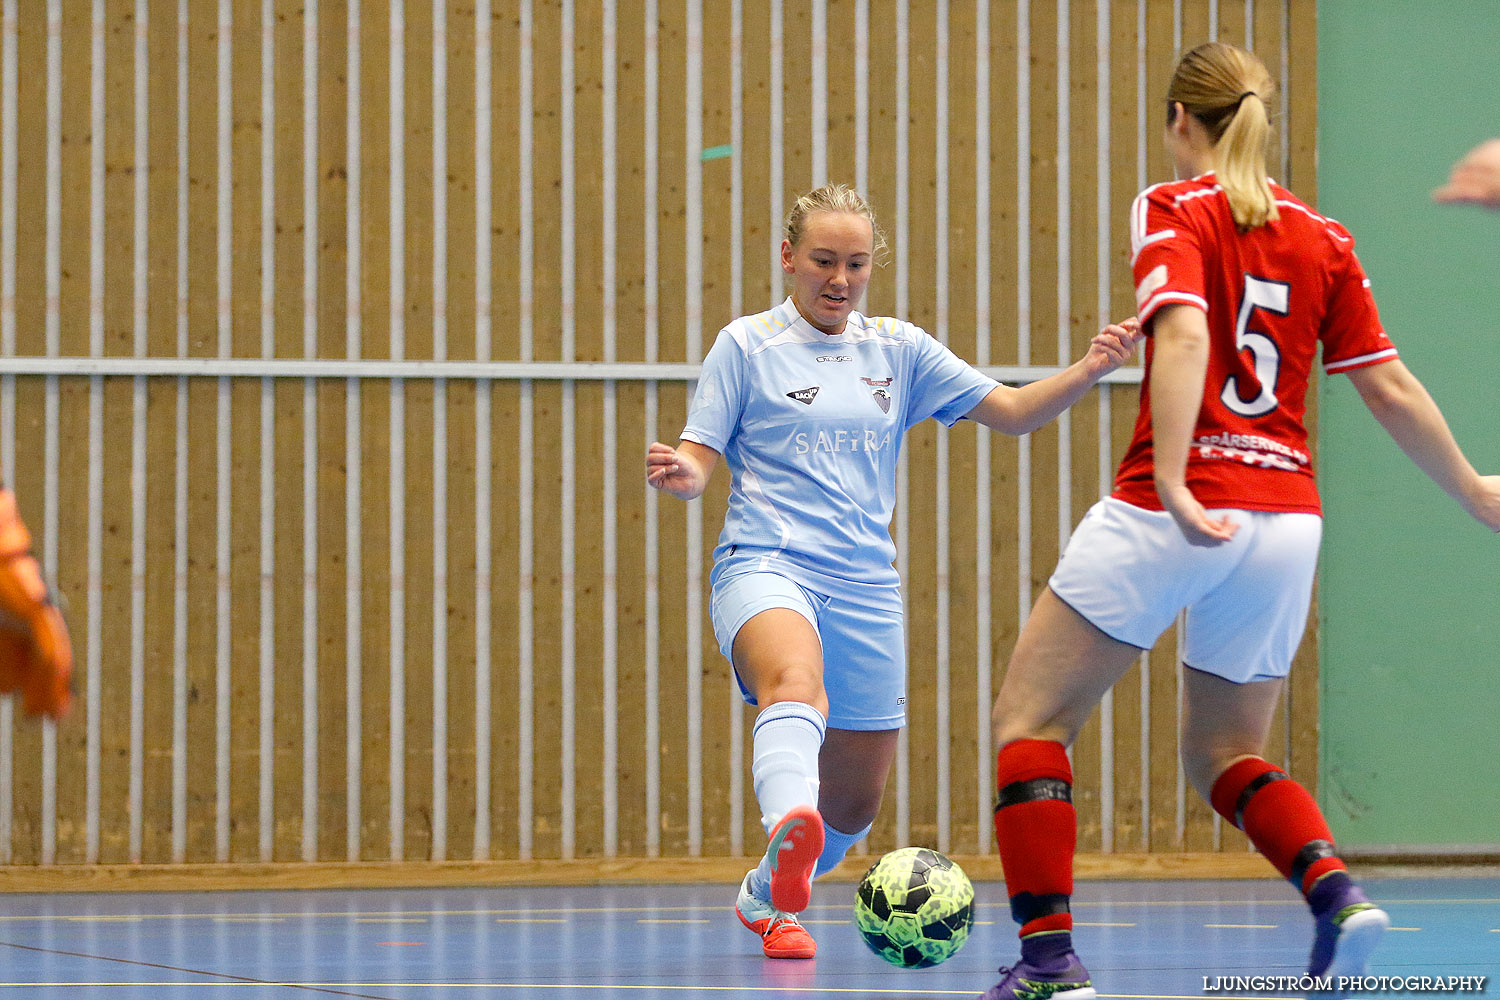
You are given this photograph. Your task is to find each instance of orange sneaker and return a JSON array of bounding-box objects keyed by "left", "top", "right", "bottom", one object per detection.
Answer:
[
  {"left": 735, "top": 871, "right": 816, "bottom": 959},
  {"left": 0, "top": 489, "right": 72, "bottom": 719},
  {"left": 766, "top": 804, "right": 823, "bottom": 914}
]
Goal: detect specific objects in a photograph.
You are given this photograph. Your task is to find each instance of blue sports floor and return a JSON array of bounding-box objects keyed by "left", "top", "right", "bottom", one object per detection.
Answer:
[{"left": 0, "top": 876, "right": 1494, "bottom": 997}]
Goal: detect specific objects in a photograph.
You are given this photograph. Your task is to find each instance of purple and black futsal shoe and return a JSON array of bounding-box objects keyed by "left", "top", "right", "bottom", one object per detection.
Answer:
[
  {"left": 1308, "top": 903, "right": 1389, "bottom": 997},
  {"left": 978, "top": 953, "right": 1097, "bottom": 1000}
]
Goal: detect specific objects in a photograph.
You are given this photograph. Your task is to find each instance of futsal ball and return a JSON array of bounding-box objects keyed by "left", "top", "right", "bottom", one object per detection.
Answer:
[{"left": 854, "top": 846, "right": 975, "bottom": 968}]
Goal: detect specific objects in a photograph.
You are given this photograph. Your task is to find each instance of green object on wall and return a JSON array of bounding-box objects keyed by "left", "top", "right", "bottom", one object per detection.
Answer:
[{"left": 1317, "top": 1, "right": 1500, "bottom": 851}]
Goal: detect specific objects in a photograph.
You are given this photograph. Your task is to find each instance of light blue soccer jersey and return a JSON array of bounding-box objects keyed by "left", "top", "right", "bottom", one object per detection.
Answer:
[{"left": 680, "top": 298, "right": 998, "bottom": 612}]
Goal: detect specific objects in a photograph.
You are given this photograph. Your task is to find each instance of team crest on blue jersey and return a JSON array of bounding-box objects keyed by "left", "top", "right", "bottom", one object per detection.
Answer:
[
  {"left": 786, "top": 386, "right": 820, "bottom": 405},
  {"left": 860, "top": 376, "right": 894, "bottom": 414}
]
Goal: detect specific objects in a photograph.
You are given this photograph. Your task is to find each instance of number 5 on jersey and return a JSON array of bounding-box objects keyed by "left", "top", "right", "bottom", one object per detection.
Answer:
[{"left": 1221, "top": 274, "right": 1289, "bottom": 418}]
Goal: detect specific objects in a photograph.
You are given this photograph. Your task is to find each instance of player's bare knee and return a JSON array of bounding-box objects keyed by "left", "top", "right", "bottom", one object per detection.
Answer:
[
  {"left": 756, "top": 674, "right": 828, "bottom": 719},
  {"left": 743, "top": 655, "right": 822, "bottom": 706},
  {"left": 1182, "top": 746, "right": 1256, "bottom": 803},
  {"left": 820, "top": 785, "right": 882, "bottom": 833}
]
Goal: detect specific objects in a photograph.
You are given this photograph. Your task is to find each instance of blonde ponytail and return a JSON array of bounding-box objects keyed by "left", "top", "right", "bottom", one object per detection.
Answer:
[{"left": 1167, "top": 43, "right": 1278, "bottom": 230}]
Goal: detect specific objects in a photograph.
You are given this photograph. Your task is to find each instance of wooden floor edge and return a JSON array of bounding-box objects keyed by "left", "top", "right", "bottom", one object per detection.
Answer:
[{"left": 0, "top": 854, "right": 1285, "bottom": 892}]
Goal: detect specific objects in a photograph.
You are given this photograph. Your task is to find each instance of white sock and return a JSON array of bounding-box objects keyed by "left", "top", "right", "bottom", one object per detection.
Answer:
[
  {"left": 745, "top": 701, "right": 826, "bottom": 903},
  {"left": 751, "top": 700, "right": 826, "bottom": 835}
]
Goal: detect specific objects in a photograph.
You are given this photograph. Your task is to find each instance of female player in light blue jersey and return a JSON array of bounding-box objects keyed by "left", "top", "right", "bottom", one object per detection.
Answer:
[{"left": 646, "top": 184, "right": 1140, "bottom": 959}]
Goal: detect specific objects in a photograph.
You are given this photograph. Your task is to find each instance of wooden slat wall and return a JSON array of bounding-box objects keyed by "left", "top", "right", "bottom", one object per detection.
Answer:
[{"left": 0, "top": 0, "right": 1318, "bottom": 868}]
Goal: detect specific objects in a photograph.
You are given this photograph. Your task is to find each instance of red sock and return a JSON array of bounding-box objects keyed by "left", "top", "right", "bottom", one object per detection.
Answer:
[
  {"left": 1210, "top": 757, "right": 1346, "bottom": 895},
  {"left": 993, "top": 739, "right": 1075, "bottom": 937}
]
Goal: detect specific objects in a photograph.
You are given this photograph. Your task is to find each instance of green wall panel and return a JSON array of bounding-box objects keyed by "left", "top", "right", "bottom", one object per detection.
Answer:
[{"left": 1318, "top": 1, "right": 1500, "bottom": 850}]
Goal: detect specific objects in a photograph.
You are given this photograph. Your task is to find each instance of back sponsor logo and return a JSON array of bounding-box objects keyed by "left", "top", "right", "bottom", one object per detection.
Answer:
[{"left": 786, "top": 386, "right": 820, "bottom": 405}]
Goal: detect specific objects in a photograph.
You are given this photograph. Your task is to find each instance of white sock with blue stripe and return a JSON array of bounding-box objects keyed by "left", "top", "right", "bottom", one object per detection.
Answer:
[{"left": 745, "top": 701, "right": 826, "bottom": 902}]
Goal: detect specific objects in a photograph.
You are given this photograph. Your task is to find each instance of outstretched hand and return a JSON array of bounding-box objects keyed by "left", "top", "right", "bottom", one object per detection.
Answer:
[
  {"left": 1082, "top": 317, "right": 1143, "bottom": 379},
  {"left": 1433, "top": 139, "right": 1500, "bottom": 210}
]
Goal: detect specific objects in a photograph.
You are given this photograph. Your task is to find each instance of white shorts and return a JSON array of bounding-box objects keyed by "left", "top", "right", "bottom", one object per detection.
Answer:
[
  {"left": 1048, "top": 497, "right": 1322, "bottom": 684},
  {"left": 710, "top": 571, "right": 907, "bottom": 731}
]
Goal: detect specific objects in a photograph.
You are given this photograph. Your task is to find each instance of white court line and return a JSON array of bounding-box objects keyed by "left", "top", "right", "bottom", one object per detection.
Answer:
[
  {"left": 210, "top": 917, "right": 286, "bottom": 924},
  {"left": 353, "top": 917, "right": 428, "bottom": 924},
  {"left": 62, "top": 916, "right": 145, "bottom": 923},
  {"left": 635, "top": 918, "right": 708, "bottom": 924},
  {"left": 494, "top": 918, "right": 565, "bottom": 924}
]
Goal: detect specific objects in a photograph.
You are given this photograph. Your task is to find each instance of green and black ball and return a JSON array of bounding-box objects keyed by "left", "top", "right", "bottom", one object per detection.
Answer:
[{"left": 854, "top": 846, "right": 975, "bottom": 968}]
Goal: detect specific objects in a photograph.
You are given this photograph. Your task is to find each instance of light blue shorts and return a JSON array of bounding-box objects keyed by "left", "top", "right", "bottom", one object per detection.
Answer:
[{"left": 709, "top": 571, "right": 906, "bottom": 731}]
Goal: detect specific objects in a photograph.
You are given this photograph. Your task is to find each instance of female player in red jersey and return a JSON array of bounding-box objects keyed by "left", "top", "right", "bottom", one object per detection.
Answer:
[{"left": 977, "top": 42, "right": 1500, "bottom": 1000}]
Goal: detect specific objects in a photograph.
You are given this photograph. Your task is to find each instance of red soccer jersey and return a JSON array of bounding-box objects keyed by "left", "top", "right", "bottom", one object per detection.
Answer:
[{"left": 1113, "top": 173, "right": 1398, "bottom": 514}]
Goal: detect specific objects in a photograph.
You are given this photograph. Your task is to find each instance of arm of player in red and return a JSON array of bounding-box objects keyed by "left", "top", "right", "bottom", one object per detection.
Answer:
[{"left": 0, "top": 488, "right": 73, "bottom": 720}]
